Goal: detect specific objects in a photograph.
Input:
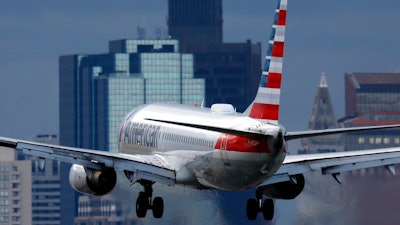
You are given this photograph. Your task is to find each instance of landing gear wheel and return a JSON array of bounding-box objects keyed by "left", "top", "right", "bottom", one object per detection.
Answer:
[
  {"left": 135, "top": 181, "right": 165, "bottom": 219},
  {"left": 152, "top": 197, "right": 164, "bottom": 218},
  {"left": 136, "top": 192, "right": 149, "bottom": 218},
  {"left": 262, "top": 199, "right": 274, "bottom": 221},
  {"left": 246, "top": 198, "right": 258, "bottom": 221},
  {"left": 246, "top": 188, "right": 275, "bottom": 221}
]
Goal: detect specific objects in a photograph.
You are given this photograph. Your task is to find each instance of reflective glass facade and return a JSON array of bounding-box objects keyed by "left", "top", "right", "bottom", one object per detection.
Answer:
[
  {"left": 190, "top": 42, "right": 261, "bottom": 112},
  {"left": 59, "top": 39, "right": 204, "bottom": 223},
  {"left": 167, "top": 0, "right": 261, "bottom": 112},
  {"left": 60, "top": 39, "right": 204, "bottom": 152},
  {"left": 344, "top": 73, "right": 400, "bottom": 151},
  {"left": 167, "top": 0, "right": 223, "bottom": 45}
]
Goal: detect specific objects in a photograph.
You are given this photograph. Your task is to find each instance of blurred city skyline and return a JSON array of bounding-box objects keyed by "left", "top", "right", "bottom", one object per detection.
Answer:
[
  {"left": 1, "top": 1, "right": 400, "bottom": 224},
  {"left": 1, "top": 1, "right": 400, "bottom": 142}
]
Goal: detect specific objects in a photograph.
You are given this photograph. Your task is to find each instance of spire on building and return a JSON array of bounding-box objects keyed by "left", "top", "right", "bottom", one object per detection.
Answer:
[
  {"left": 300, "top": 73, "right": 343, "bottom": 154},
  {"left": 319, "top": 72, "right": 328, "bottom": 88}
]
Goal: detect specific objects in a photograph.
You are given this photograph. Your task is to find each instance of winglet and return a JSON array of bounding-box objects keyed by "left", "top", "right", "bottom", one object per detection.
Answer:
[{"left": 248, "top": 0, "right": 288, "bottom": 124}]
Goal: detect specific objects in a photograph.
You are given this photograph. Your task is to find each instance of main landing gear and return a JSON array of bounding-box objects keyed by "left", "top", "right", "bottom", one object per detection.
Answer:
[
  {"left": 246, "top": 189, "right": 274, "bottom": 221},
  {"left": 136, "top": 181, "right": 164, "bottom": 218}
]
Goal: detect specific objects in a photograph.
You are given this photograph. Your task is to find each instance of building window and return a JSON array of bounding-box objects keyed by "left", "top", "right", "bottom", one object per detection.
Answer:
[
  {"left": 369, "top": 137, "right": 375, "bottom": 144},
  {"left": 0, "top": 175, "right": 9, "bottom": 181},
  {"left": 384, "top": 138, "right": 390, "bottom": 144},
  {"left": 358, "top": 137, "right": 365, "bottom": 144}
]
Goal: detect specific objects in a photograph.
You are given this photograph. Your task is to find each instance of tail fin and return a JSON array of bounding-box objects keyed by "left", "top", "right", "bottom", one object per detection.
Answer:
[{"left": 248, "top": 0, "right": 287, "bottom": 124}]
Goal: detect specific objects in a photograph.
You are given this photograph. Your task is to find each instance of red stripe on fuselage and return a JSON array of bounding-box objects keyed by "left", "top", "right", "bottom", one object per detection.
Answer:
[
  {"left": 249, "top": 103, "right": 279, "bottom": 121},
  {"left": 215, "top": 134, "right": 270, "bottom": 153}
]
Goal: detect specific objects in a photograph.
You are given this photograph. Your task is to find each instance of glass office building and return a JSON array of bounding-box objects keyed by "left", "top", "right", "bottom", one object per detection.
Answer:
[
  {"left": 167, "top": 0, "right": 223, "bottom": 45},
  {"left": 167, "top": 0, "right": 261, "bottom": 112},
  {"left": 344, "top": 72, "right": 400, "bottom": 151},
  {"left": 59, "top": 39, "right": 204, "bottom": 224},
  {"left": 60, "top": 39, "right": 204, "bottom": 152}
]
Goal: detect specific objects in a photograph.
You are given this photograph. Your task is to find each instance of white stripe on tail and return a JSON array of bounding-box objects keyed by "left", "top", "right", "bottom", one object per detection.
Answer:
[{"left": 248, "top": 0, "right": 287, "bottom": 124}]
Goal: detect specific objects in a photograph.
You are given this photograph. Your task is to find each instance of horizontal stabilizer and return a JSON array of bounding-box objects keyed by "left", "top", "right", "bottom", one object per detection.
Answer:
[{"left": 285, "top": 124, "right": 400, "bottom": 141}]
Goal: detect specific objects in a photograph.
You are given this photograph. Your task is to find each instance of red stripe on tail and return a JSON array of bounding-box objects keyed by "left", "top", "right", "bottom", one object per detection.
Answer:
[
  {"left": 249, "top": 103, "right": 279, "bottom": 121},
  {"left": 271, "top": 41, "right": 285, "bottom": 57},
  {"left": 277, "top": 10, "right": 287, "bottom": 26},
  {"left": 266, "top": 73, "right": 282, "bottom": 89}
]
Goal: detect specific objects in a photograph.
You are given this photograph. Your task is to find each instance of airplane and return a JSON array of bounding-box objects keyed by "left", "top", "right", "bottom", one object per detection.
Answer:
[{"left": 2, "top": 0, "right": 400, "bottom": 221}]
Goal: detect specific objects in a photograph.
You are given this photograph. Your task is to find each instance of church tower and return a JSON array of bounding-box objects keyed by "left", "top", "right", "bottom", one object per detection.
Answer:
[{"left": 300, "top": 74, "right": 344, "bottom": 153}]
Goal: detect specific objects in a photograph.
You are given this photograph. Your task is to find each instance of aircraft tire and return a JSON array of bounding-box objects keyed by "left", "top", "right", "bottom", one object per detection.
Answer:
[
  {"left": 262, "top": 199, "right": 274, "bottom": 220},
  {"left": 136, "top": 192, "right": 148, "bottom": 218},
  {"left": 246, "top": 198, "right": 258, "bottom": 220},
  {"left": 152, "top": 197, "right": 164, "bottom": 218}
]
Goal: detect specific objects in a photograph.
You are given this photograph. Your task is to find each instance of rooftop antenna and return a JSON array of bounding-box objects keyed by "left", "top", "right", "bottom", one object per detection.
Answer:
[{"left": 137, "top": 26, "right": 146, "bottom": 39}]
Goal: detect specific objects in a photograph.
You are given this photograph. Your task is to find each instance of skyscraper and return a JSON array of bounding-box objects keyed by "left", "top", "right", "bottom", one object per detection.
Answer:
[
  {"left": 300, "top": 74, "right": 343, "bottom": 154},
  {"left": 60, "top": 39, "right": 204, "bottom": 152},
  {"left": 344, "top": 72, "right": 400, "bottom": 151},
  {"left": 334, "top": 73, "right": 400, "bottom": 225},
  {"left": 190, "top": 41, "right": 261, "bottom": 112},
  {"left": 59, "top": 39, "right": 204, "bottom": 224},
  {"left": 0, "top": 147, "right": 32, "bottom": 225},
  {"left": 168, "top": 0, "right": 223, "bottom": 45},
  {"left": 167, "top": 0, "right": 261, "bottom": 112},
  {"left": 28, "top": 135, "right": 61, "bottom": 225}
]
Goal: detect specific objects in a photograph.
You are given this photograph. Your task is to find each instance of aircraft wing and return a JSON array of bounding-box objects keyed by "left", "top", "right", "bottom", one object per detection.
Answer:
[
  {"left": 0, "top": 136, "right": 176, "bottom": 186},
  {"left": 262, "top": 147, "right": 400, "bottom": 185}
]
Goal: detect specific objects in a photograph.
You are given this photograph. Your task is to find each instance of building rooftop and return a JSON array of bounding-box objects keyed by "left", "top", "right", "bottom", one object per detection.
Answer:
[{"left": 350, "top": 72, "right": 400, "bottom": 85}]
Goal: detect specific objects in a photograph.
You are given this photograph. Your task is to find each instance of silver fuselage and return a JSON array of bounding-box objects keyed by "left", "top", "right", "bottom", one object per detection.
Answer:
[{"left": 118, "top": 103, "right": 287, "bottom": 190}]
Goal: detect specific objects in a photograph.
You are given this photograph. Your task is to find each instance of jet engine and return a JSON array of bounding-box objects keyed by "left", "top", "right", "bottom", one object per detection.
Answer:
[
  {"left": 69, "top": 164, "right": 117, "bottom": 196},
  {"left": 261, "top": 174, "right": 305, "bottom": 200}
]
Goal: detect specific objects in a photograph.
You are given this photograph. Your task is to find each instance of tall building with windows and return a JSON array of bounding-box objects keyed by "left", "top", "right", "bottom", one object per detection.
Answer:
[
  {"left": 74, "top": 195, "right": 140, "bottom": 225},
  {"left": 189, "top": 41, "right": 261, "bottom": 112},
  {"left": 167, "top": 0, "right": 261, "bottom": 112},
  {"left": 344, "top": 72, "right": 400, "bottom": 151},
  {"left": 167, "top": 0, "right": 223, "bottom": 45},
  {"left": 28, "top": 135, "right": 61, "bottom": 225},
  {"left": 60, "top": 39, "right": 204, "bottom": 152},
  {"left": 0, "top": 147, "right": 31, "bottom": 225},
  {"left": 59, "top": 39, "right": 204, "bottom": 224}
]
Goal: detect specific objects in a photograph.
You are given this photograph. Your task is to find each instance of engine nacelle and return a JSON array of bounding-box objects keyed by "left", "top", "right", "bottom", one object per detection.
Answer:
[
  {"left": 261, "top": 174, "right": 305, "bottom": 200},
  {"left": 69, "top": 164, "right": 117, "bottom": 196}
]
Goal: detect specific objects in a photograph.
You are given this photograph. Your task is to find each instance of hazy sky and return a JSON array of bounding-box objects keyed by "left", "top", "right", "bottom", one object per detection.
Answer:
[
  {"left": 1, "top": 0, "right": 400, "bottom": 140},
  {"left": 1, "top": 1, "right": 400, "bottom": 224}
]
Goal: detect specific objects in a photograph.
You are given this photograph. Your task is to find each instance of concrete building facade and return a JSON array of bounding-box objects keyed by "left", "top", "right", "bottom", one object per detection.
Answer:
[{"left": 0, "top": 147, "right": 31, "bottom": 225}]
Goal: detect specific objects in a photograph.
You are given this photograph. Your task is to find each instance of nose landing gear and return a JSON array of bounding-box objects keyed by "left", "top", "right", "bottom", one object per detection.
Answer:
[
  {"left": 135, "top": 181, "right": 164, "bottom": 218},
  {"left": 246, "top": 189, "right": 274, "bottom": 221}
]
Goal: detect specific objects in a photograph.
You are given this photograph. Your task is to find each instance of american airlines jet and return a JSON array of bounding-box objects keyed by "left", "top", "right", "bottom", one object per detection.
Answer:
[{"left": 1, "top": 0, "right": 400, "bottom": 221}]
